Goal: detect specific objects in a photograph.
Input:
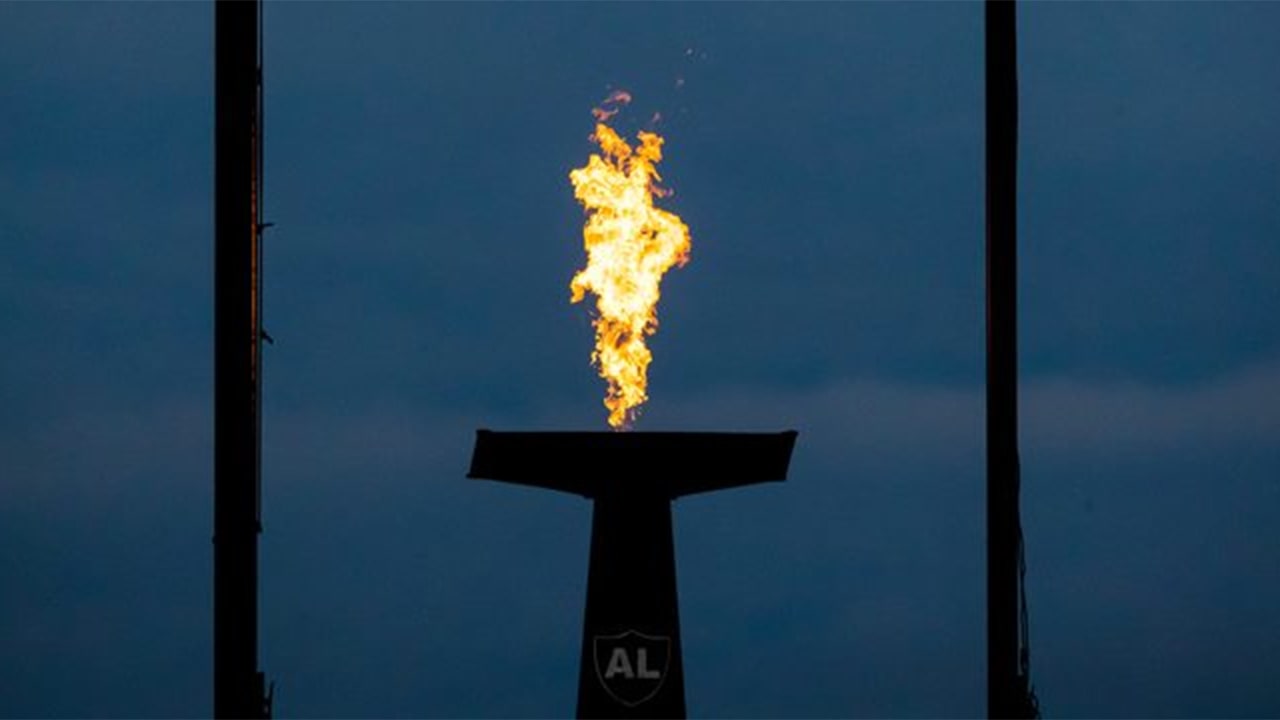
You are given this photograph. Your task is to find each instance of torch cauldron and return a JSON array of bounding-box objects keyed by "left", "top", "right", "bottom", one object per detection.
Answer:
[{"left": 469, "top": 429, "right": 797, "bottom": 719}]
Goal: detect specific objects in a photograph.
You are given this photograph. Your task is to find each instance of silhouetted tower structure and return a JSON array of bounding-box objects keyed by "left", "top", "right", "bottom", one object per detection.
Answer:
[
  {"left": 985, "top": 1, "right": 1037, "bottom": 717},
  {"left": 214, "top": 0, "right": 271, "bottom": 716},
  {"left": 469, "top": 430, "right": 797, "bottom": 719}
]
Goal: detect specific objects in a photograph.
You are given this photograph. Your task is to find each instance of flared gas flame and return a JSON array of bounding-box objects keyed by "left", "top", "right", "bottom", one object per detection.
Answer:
[{"left": 569, "top": 96, "right": 691, "bottom": 430}]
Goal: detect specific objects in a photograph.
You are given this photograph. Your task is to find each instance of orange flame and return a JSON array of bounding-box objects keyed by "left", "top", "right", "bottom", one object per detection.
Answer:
[
  {"left": 591, "top": 90, "right": 633, "bottom": 122},
  {"left": 569, "top": 110, "right": 691, "bottom": 429}
]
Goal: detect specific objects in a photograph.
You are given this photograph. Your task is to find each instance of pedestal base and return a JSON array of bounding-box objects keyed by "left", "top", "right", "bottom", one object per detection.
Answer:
[
  {"left": 468, "top": 430, "right": 797, "bottom": 719},
  {"left": 577, "top": 488, "right": 684, "bottom": 718}
]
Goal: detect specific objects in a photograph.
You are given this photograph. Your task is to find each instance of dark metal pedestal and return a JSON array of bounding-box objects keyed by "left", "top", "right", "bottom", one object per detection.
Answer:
[{"left": 469, "top": 430, "right": 797, "bottom": 719}]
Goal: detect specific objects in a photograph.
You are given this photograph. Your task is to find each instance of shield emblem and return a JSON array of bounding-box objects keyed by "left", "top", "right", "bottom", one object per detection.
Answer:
[{"left": 592, "top": 630, "right": 671, "bottom": 707}]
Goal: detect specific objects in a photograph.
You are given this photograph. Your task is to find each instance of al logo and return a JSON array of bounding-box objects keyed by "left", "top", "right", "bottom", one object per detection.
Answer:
[{"left": 592, "top": 630, "right": 671, "bottom": 707}]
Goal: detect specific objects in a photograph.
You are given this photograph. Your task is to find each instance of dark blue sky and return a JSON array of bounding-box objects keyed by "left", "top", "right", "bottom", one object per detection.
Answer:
[{"left": 2, "top": 2, "right": 1278, "bottom": 717}]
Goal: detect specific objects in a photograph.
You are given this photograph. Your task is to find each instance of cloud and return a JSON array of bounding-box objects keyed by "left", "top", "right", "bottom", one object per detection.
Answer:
[
  {"left": 2, "top": 2, "right": 1277, "bottom": 714},
  {"left": 1022, "top": 359, "right": 1280, "bottom": 457},
  {"left": 2, "top": 359, "right": 1277, "bottom": 716},
  {"left": 639, "top": 356, "right": 1280, "bottom": 462}
]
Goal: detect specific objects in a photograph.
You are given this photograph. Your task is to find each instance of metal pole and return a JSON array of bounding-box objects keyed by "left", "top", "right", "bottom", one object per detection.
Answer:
[
  {"left": 985, "top": 1, "right": 1025, "bottom": 717},
  {"left": 214, "top": 0, "right": 269, "bottom": 716}
]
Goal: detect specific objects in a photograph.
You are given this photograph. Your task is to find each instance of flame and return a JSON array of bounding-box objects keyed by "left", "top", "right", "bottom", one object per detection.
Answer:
[
  {"left": 591, "top": 90, "right": 633, "bottom": 122},
  {"left": 569, "top": 111, "right": 691, "bottom": 430}
]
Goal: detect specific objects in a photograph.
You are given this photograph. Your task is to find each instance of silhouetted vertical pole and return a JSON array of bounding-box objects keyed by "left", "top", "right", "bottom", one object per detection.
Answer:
[
  {"left": 214, "top": 0, "right": 268, "bottom": 717},
  {"left": 985, "top": 1, "right": 1021, "bottom": 718}
]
